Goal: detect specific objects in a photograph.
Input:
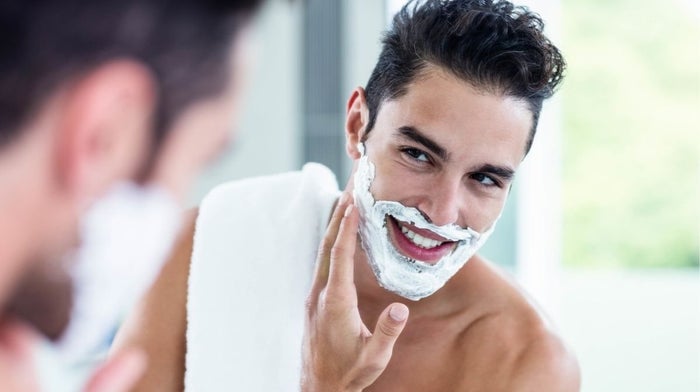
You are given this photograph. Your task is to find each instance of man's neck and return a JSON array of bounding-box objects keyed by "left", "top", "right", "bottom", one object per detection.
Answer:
[
  {"left": 0, "top": 195, "right": 33, "bottom": 311},
  {"left": 0, "top": 136, "right": 51, "bottom": 309},
  {"left": 352, "top": 247, "right": 481, "bottom": 324}
]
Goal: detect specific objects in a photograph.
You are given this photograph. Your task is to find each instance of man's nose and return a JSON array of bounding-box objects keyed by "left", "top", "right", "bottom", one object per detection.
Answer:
[{"left": 417, "top": 175, "right": 465, "bottom": 227}]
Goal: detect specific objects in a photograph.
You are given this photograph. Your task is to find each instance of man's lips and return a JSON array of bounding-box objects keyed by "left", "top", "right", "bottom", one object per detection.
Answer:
[{"left": 386, "top": 216, "right": 456, "bottom": 265}]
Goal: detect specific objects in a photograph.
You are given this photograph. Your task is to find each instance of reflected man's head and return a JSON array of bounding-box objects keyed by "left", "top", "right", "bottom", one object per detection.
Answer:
[
  {"left": 343, "top": 0, "right": 565, "bottom": 298},
  {"left": 363, "top": 0, "right": 565, "bottom": 155}
]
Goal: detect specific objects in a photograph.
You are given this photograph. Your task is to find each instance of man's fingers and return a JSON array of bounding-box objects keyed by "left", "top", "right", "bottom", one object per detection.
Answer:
[
  {"left": 84, "top": 348, "right": 146, "bottom": 392},
  {"left": 327, "top": 203, "right": 359, "bottom": 291},
  {"left": 365, "top": 303, "right": 408, "bottom": 368},
  {"left": 0, "top": 318, "right": 36, "bottom": 362},
  {"left": 0, "top": 318, "right": 38, "bottom": 390},
  {"left": 310, "top": 192, "right": 352, "bottom": 293}
]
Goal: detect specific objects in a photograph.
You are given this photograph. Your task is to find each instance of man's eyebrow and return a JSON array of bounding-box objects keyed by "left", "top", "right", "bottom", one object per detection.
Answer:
[
  {"left": 476, "top": 164, "right": 516, "bottom": 181},
  {"left": 396, "top": 126, "right": 449, "bottom": 161},
  {"left": 395, "top": 126, "right": 515, "bottom": 180}
]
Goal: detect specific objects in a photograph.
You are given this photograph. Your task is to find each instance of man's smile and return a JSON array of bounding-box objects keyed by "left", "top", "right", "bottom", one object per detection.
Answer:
[{"left": 385, "top": 216, "right": 456, "bottom": 265}]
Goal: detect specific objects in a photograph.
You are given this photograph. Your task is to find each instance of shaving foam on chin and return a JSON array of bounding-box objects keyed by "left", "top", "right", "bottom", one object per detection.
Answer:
[{"left": 352, "top": 144, "right": 498, "bottom": 301}]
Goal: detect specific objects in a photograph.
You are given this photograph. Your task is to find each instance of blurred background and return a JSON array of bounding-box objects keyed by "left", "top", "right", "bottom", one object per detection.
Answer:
[{"left": 189, "top": 0, "right": 699, "bottom": 391}]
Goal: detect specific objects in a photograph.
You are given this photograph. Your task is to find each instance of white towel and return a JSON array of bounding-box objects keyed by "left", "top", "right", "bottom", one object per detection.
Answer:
[{"left": 185, "top": 163, "right": 340, "bottom": 391}]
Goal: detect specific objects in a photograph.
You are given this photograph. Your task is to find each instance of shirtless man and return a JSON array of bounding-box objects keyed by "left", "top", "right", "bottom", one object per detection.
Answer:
[
  {"left": 116, "top": 0, "right": 579, "bottom": 390},
  {"left": 0, "top": 0, "right": 263, "bottom": 390}
]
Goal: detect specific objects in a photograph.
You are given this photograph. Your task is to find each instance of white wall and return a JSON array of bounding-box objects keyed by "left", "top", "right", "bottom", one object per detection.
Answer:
[
  {"left": 514, "top": 0, "right": 564, "bottom": 321},
  {"left": 340, "top": 0, "right": 386, "bottom": 178}
]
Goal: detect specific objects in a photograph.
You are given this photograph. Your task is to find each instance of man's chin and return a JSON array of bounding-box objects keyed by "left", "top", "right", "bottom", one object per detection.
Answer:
[{"left": 4, "top": 261, "right": 73, "bottom": 341}]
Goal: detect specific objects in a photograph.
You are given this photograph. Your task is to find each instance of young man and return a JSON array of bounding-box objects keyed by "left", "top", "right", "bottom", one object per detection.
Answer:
[
  {"left": 0, "top": 0, "right": 262, "bottom": 390},
  {"left": 116, "top": 0, "right": 580, "bottom": 390}
]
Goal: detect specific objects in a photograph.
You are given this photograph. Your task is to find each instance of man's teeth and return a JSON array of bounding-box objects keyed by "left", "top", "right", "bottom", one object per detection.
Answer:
[{"left": 400, "top": 226, "right": 443, "bottom": 249}]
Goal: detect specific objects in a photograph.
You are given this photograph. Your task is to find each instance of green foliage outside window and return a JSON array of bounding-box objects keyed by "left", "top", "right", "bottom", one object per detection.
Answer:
[{"left": 561, "top": 0, "right": 699, "bottom": 268}]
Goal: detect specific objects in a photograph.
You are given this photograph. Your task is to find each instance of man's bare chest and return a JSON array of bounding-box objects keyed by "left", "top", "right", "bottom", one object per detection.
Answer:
[
  {"left": 363, "top": 320, "right": 514, "bottom": 392},
  {"left": 364, "top": 327, "right": 467, "bottom": 391}
]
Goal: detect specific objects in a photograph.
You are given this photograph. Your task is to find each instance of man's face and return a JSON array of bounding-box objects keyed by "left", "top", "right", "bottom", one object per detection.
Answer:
[
  {"left": 145, "top": 30, "right": 254, "bottom": 201},
  {"left": 6, "top": 31, "right": 254, "bottom": 338},
  {"left": 350, "top": 66, "right": 532, "bottom": 267}
]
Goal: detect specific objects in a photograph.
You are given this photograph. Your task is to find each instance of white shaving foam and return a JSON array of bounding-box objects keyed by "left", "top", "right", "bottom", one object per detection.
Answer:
[{"left": 352, "top": 144, "right": 498, "bottom": 301}]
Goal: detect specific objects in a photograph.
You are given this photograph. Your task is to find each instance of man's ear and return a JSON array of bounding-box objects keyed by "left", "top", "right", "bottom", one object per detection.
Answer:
[
  {"left": 344, "top": 87, "right": 370, "bottom": 160},
  {"left": 55, "top": 60, "right": 156, "bottom": 205}
]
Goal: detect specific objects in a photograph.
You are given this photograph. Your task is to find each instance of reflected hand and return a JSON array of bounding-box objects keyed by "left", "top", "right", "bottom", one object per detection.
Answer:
[{"left": 302, "top": 193, "right": 409, "bottom": 392}]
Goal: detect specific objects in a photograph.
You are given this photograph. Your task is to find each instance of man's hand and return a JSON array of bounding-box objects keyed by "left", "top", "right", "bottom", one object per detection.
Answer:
[
  {"left": 302, "top": 193, "right": 409, "bottom": 392},
  {"left": 0, "top": 318, "right": 39, "bottom": 391},
  {"left": 0, "top": 317, "right": 146, "bottom": 392},
  {"left": 83, "top": 348, "right": 146, "bottom": 392}
]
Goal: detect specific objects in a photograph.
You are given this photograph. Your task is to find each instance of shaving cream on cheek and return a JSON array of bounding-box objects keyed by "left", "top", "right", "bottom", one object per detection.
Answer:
[{"left": 352, "top": 144, "right": 498, "bottom": 301}]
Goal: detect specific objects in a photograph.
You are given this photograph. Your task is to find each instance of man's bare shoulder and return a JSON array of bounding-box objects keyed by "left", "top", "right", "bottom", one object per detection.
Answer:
[
  {"left": 452, "top": 256, "right": 580, "bottom": 391},
  {"left": 505, "top": 330, "right": 580, "bottom": 391},
  {"left": 111, "top": 208, "right": 198, "bottom": 391}
]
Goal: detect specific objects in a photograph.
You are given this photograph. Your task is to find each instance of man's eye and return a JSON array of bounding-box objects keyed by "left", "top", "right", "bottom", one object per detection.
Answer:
[
  {"left": 472, "top": 173, "right": 497, "bottom": 187},
  {"left": 402, "top": 148, "right": 430, "bottom": 163}
]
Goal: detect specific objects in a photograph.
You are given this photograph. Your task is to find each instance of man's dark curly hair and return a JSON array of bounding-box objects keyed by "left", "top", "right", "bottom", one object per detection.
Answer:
[
  {"left": 0, "top": 0, "right": 262, "bottom": 149},
  {"left": 363, "top": 0, "right": 566, "bottom": 155}
]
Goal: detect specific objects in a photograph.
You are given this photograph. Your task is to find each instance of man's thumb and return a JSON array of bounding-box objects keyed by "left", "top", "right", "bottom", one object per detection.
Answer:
[
  {"left": 367, "top": 303, "right": 408, "bottom": 359},
  {"left": 386, "top": 303, "right": 409, "bottom": 327}
]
